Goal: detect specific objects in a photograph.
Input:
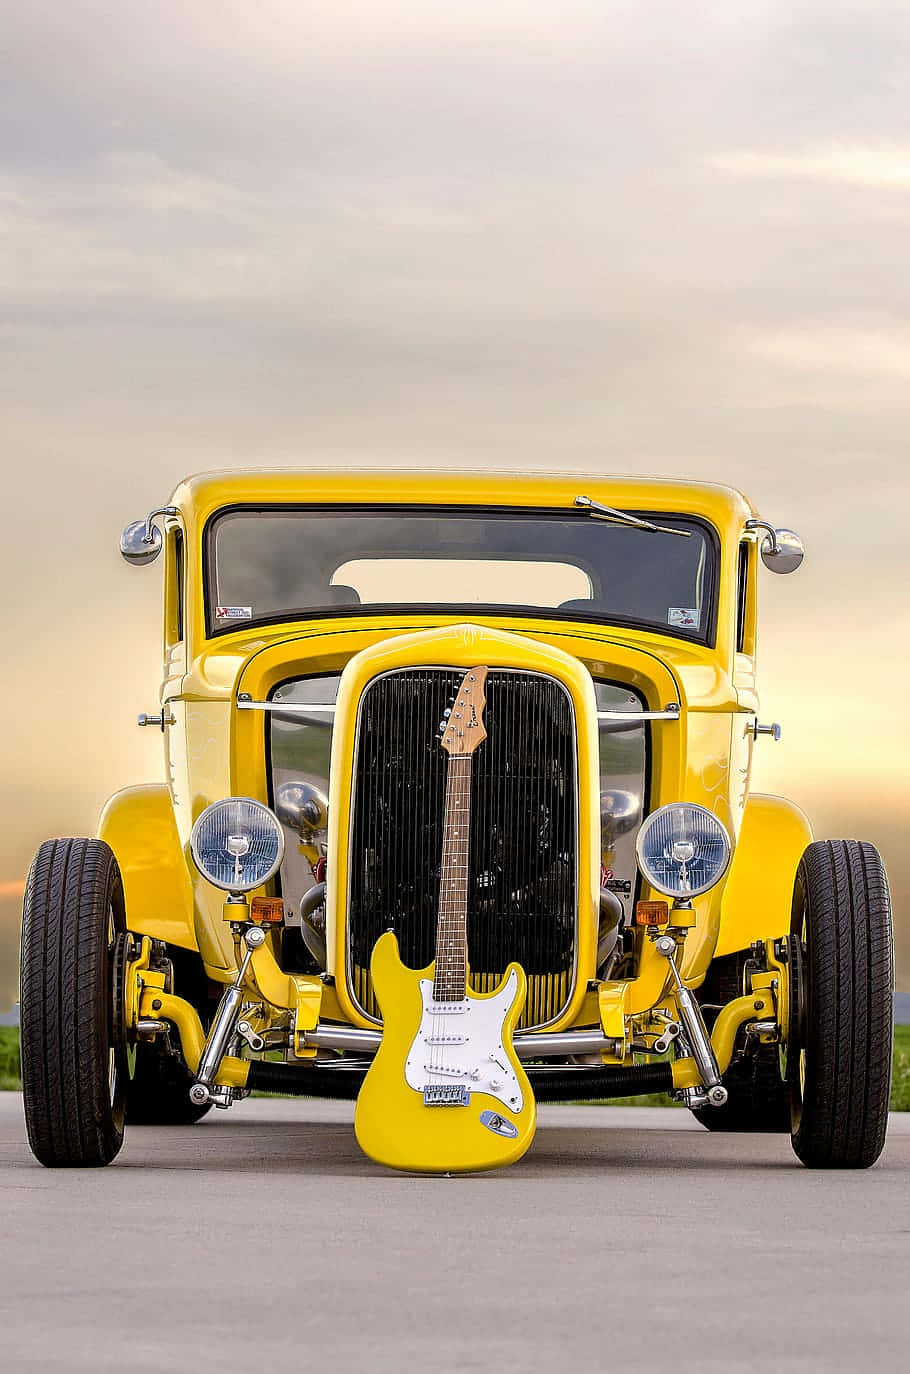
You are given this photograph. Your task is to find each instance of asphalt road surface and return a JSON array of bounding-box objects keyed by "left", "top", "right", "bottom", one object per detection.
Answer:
[{"left": 1, "top": 1095, "right": 907, "bottom": 1374}]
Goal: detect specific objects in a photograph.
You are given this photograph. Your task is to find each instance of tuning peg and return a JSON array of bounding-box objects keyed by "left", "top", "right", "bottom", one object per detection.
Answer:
[{"left": 443, "top": 708, "right": 452, "bottom": 718}]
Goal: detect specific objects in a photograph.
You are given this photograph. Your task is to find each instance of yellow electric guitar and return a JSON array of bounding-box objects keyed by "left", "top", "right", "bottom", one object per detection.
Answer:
[{"left": 354, "top": 665, "right": 537, "bottom": 1173}]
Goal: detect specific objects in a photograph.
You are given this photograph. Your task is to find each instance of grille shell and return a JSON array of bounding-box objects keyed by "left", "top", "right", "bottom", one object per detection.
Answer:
[{"left": 347, "top": 667, "right": 578, "bottom": 1029}]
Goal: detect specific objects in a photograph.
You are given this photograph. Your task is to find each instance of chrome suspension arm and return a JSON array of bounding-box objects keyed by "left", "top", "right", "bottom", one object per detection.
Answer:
[
  {"left": 654, "top": 934, "right": 728, "bottom": 1108},
  {"left": 190, "top": 927, "right": 266, "bottom": 1106}
]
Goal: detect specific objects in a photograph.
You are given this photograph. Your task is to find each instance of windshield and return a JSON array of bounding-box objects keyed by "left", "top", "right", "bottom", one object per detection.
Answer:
[{"left": 206, "top": 505, "right": 716, "bottom": 641}]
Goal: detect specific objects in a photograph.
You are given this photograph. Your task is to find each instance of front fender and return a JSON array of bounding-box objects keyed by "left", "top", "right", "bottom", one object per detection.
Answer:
[
  {"left": 98, "top": 785, "right": 197, "bottom": 951},
  {"left": 715, "top": 793, "right": 812, "bottom": 958}
]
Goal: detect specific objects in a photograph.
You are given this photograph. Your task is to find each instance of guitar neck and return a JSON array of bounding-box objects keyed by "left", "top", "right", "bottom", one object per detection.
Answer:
[{"left": 433, "top": 754, "right": 472, "bottom": 1002}]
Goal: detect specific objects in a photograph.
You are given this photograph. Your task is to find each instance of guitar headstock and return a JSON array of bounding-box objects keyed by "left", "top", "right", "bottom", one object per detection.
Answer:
[{"left": 440, "top": 666, "right": 488, "bottom": 756}]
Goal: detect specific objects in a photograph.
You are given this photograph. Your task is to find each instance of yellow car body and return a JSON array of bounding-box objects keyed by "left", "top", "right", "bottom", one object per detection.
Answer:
[
  {"left": 23, "top": 464, "right": 896, "bottom": 1173},
  {"left": 96, "top": 471, "right": 810, "bottom": 1093}
]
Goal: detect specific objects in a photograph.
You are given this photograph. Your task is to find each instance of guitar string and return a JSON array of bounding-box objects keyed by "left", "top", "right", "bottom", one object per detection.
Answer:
[
  {"left": 431, "top": 685, "right": 477, "bottom": 1086},
  {"left": 432, "top": 756, "right": 470, "bottom": 1080}
]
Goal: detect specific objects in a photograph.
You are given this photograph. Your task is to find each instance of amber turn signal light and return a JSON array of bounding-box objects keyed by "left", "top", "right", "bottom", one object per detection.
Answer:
[
  {"left": 635, "top": 900, "right": 669, "bottom": 926},
  {"left": 250, "top": 897, "right": 285, "bottom": 924}
]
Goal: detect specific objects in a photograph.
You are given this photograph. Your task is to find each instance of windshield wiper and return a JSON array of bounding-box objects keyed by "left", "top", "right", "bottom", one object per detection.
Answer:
[{"left": 574, "top": 495, "right": 692, "bottom": 537}]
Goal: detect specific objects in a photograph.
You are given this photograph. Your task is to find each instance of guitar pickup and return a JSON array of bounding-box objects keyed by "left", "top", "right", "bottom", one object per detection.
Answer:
[
  {"left": 423, "top": 1084, "right": 471, "bottom": 1107},
  {"left": 424, "top": 1035, "right": 467, "bottom": 1046}
]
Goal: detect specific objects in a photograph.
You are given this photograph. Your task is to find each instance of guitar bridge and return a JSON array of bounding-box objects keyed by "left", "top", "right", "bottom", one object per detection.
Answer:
[{"left": 423, "top": 1083, "right": 471, "bottom": 1107}]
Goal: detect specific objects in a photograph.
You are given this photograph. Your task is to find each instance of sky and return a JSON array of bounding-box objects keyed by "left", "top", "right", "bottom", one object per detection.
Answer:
[{"left": 1, "top": 1, "right": 908, "bottom": 1005}]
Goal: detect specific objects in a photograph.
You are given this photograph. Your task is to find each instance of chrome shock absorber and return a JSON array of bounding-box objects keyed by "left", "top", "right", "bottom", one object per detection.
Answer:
[
  {"left": 190, "top": 925, "right": 266, "bottom": 1107},
  {"left": 654, "top": 932, "right": 728, "bottom": 1108}
]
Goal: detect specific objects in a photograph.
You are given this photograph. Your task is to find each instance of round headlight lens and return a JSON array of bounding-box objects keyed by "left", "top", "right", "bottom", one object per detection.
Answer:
[
  {"left": 190, "top": 798, "right": 285, "bottom": 893},
  {"left": 635, "top": 803, "right": 731, "bottom": 899}
]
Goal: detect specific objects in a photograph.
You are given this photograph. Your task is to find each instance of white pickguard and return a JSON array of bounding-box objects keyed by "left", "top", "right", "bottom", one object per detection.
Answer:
[{"left": 404, "top": 969, "right": 524, "bottom": 1113}]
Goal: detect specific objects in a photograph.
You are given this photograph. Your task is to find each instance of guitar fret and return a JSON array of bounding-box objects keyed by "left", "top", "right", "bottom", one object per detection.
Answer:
[{"left": 432, "top": 677, "right": 486, "bottom": 1005}]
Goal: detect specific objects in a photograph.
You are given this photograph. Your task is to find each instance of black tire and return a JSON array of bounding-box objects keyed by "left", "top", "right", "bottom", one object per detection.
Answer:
[
  {"left": 20, "top": 839, "right": 128, "bottom": 1167},
  {"left": 790, "top": 840, "right": 893, "bottom": 1169},
  {"left": 692, "top": 950, "right": 790, "bottom": 1133},
  {"left": 126, "top": 1044, "right": 211, "bottom": 1125}
]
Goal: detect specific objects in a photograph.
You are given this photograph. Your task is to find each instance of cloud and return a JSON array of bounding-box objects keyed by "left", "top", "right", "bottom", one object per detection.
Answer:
[
  {"left": 109, "top": 152, "right": 253, "bottom": 217},
  {"left": 746, "top": 325, "right": 910, "bottom": 379},
  {"left": 708, "top": 143, "right": 910, "bottom": 189}
]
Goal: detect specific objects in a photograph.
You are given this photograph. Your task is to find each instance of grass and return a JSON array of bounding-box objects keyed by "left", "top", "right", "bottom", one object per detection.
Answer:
[
  {"left": 590, "top": 1090, "right": 683, "bottom": 1108},
  {"left": 1, "top": 1024, "right": 908, "bottom": 1109},
  {"left": 891, "top": 1024, "right": 910, "bottom": 1111},
  {"left": 0, "top": 1027, "right": 20, "bottom": 1091}
]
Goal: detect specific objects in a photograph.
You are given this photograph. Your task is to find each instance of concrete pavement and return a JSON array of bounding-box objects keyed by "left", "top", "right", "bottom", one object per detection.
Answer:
[{"left": 1, "top": 1093, "right": 907, "bottom": 1373}]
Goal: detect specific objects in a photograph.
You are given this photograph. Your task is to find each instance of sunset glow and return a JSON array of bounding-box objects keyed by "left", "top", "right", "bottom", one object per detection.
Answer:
[{"left": 1, "top": 3, "right": 907, "bottom": 1009}]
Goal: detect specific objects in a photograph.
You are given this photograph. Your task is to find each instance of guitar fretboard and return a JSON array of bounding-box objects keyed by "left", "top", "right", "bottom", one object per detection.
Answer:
[{"left": 433, "top": 755, "right": 472, "bottom": 1003}]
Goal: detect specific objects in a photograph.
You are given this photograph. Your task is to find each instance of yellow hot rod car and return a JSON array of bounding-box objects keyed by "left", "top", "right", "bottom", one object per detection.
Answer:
[{"left": 19, "top": 470, "right": 894, "bottom": 1170}]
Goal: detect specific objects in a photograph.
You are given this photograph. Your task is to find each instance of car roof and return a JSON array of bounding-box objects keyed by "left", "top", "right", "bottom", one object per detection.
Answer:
[{"left": 171, "top": 468, "right": 756, "bottom": 529}]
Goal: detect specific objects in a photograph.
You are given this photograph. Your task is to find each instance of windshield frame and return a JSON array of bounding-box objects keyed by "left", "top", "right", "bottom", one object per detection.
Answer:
[{"left": 203, "top": 502, "right": 721, "bottom": 646}]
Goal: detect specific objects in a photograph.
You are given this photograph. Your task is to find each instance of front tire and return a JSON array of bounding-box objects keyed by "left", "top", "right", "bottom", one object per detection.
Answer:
[
  {"left": 790, "top": 840, "right": 893, "bottom": 1169},
  {"left": 20, "top": 839, "right": 128, "bottom": 1167}
]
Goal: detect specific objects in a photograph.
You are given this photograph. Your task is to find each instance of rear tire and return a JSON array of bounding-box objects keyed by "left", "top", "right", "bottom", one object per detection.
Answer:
[
  {"left": 126, "top": 1044, "right": 211, "bottom": 1125},
  {"left": 20, "top": 839, "right": 128, "bottom": 1167},
  {"left": 125, "top": 944, "right": 214, "bottom": 1125},
  {"left": 789, "top": 840, "right": 893, "bottom": 1169}
]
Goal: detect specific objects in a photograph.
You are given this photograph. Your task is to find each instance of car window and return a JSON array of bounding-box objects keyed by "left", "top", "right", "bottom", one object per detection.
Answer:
[
  {"left": 736, "top": 540, "right": 749, "bottom": 654},
  {"left": 208, "top": 506, "right": 717, "bottom": 643},
  {"left": 331, "top": 557, "right": 592, "bottom": 606}
]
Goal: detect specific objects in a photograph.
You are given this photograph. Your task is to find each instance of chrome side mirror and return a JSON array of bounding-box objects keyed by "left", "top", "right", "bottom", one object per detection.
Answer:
[
  {"left": 120, "top": 520, "right": 162, "bottom": 565},
  {"left": 119, "top": 506, "right": 178, "bottom": 566},
  {"left": 745, "top": 520, "right": 805, "bottom": 575}
]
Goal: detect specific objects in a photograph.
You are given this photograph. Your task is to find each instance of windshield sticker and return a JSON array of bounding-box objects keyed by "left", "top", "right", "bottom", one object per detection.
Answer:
[
  {"left": 668, "top": 607, "right": 700, "bottom": 630},
  {"left": 215, "top": 605, "right": 253, "bottom": 622}
]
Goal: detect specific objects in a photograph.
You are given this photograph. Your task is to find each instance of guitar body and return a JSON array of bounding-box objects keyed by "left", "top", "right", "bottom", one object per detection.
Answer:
[{"left": 354, "top": 931, "right": 537, "bottom": 1173}]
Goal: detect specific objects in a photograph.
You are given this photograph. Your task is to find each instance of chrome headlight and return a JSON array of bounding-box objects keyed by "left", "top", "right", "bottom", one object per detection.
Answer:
[
  {"left": 635, "top": 803, "right": 731, "bottom": 899},
  {"left": 190, "top": 798, "right": 285, "bottom": 893}
]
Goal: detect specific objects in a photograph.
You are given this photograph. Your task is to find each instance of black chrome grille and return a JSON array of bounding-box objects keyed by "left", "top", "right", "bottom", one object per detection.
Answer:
[{"left": 348, "top": 667, "right": 577, "bottom": 1029}]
